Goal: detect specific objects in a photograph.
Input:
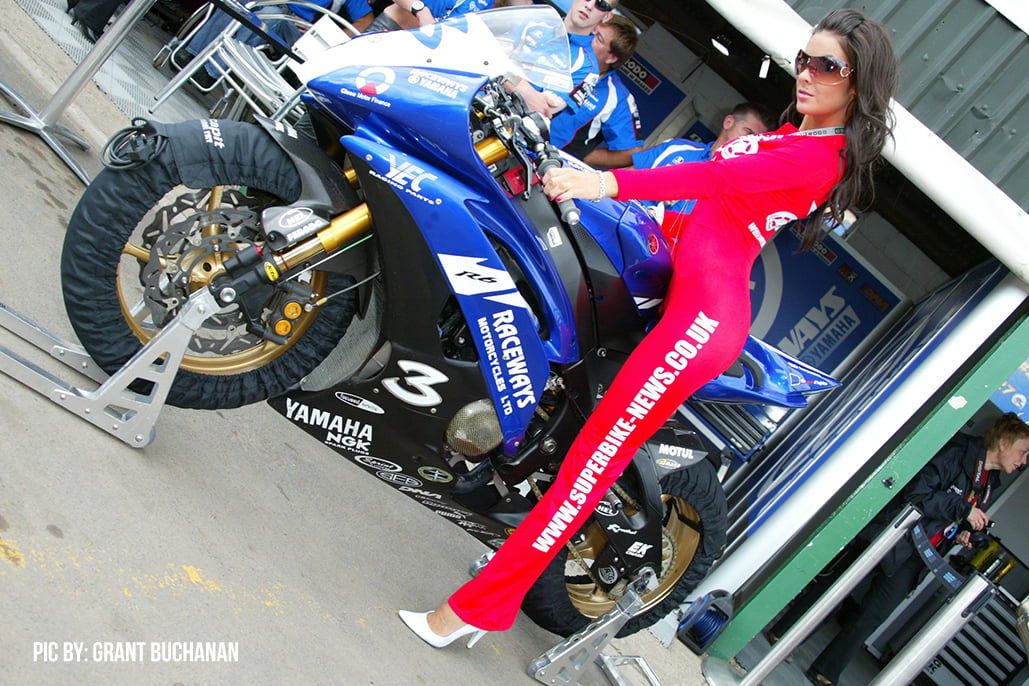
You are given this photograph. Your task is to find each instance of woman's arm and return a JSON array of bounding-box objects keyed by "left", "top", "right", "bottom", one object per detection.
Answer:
[{"left": 543, "top": 137, "right": 841, "bottom": 204}]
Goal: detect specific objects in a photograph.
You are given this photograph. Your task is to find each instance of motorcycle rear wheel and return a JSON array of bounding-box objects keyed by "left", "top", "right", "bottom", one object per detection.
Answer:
[
  {"left": 520, "top": 459, "right": 727, "bottom": 637},
  {"left": 61, "top": 120, "right": 357, "bottom": 409}
]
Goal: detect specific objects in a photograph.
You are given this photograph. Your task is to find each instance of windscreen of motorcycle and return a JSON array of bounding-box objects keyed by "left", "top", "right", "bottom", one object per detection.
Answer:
[{"left": 292, "top": 6, "right": 573, "bottom": 94}]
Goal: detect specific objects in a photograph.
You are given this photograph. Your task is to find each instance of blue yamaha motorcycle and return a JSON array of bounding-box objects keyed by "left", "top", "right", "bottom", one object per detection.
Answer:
[{"left": 61, "top": 6, "right": 838, "bottom": 637}]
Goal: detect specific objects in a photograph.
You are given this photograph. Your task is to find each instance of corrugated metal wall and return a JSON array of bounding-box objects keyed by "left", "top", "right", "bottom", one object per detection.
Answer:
[{"left": 787, "top": 0, "right": 1028, "bottom": 211}]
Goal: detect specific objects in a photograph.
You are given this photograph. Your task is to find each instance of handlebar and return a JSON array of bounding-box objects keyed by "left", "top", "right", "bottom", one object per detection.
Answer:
[
  {"left": 536, "top": 148, "right": 580, "bottom": 226},
  {"left": 476, "top": 81, "right": 581, "bottom": 226}
]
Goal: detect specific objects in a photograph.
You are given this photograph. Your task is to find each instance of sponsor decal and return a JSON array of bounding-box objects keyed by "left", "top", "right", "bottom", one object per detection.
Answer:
[
  {"left": 432, "top": 509, "right": 464, "bottom": 520},
  {"left": 407, "top": 69, "right": 468, "bottom": 99},
  {"left": 417, "top": 466, "right": 454, "bottom": 483},
  {"left": 376, "top": 471, "right": 421, "bottom": 488},
  {"left": 439, "top": 254, "right": 519, "bottom": 296},
  {"left": 597, "top": 566, "right": 620, "bottom": 585},
  {"left": 594, "top": 501, "right": 618, "bottom": 517},
  {"left": 368, "top": 154, "right": 440, "bottom": 205},
  {"left": 399, "top": 486, "right": 443, "bottom": 500},
  {"left": 357, "top": 66, "right": 395, "bottom": 95},
  {"left": 656, "top": 457, "right": 683, "bottom": 470},
  {"left": 269, "top": 119, "right": 298, "bottom": 139},
  {"left": 569, "top": 72, "right": 599, "bottom": 106},
  {"left": 200, "top": 119, "right": 224, "bottom": 149},
  {"left": 354, "top": 455, "right": 401, "bottom": 472},
  {"left": 546, "top": 226, "right": 563, "bottom": 248},
  {"left": 625, "top": 542, "right": 653, "bottom": 558},
  {"left": 719, "top": 136, "right": 760, "bottom": 159},
  {"left": 277, "top": 207, "right": 314, "bottom": 229},
  {"left": 648, "top": 233, "right": 660, "bottom": 255},
  {"left": 606, "top": 524, "right": 638, "bottom": 535},
  {"left": 456, "top": 520, "right": 491, "bottom": 533},
  {"left": 382, "top": 360, "right": 448, "bottom": 407},
  {"left": 619, "top": 57, "right": 661, "bottom": 94},
  {"left": 474, "top": 309, "right": 537, "bottom": 417},
  {"left": 747, "top": 210, "right": 798, "bottom": 248},
  {"left": 656, "top": 444, "right": 694, "bottom": 460},
  {"left": 285, "top": 398, "right": 373, "bottom": 452},
  {"left": 777, "top": 286, "right": 861, "bottom": 367},
  {"left": 335, "top": 392, "right": 385, "bottom": 415}
]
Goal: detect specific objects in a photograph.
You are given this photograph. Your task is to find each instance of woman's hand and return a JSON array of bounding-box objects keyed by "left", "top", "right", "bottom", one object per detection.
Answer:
[{"left": 542, "top": 168, "right": 616, "bottom": 203}]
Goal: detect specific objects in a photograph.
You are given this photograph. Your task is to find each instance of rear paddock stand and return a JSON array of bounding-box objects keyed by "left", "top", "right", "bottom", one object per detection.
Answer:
[
  {"left": 0, "top": 289, "right": 219, "bottom": 447},
  {"left": 528, "top": 568, "right": 664, "bottom": 686}
]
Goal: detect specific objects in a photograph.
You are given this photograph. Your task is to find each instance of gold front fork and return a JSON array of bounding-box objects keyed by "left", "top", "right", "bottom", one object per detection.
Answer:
[{"left": 269, "top": 136, "right": 510, "bottom": 275}]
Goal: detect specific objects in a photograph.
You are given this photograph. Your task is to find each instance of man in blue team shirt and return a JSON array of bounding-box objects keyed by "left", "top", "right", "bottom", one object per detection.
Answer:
[
  {"left": 630, "top": 101, "right": 776, "bottom": 213},
  {"left": 511, "top": 0, "right": 618, "bottom": 118},
  {"left": 548, "top": 14, "right": 642, "bottom": 167},
  {"left": 366, "top": 0, "right": 495, "bottom": 32}
]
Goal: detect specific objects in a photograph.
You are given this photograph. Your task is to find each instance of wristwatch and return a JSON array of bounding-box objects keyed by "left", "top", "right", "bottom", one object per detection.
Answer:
[{"left": 410, "top": 1, "right": 426, "bottom": 14}]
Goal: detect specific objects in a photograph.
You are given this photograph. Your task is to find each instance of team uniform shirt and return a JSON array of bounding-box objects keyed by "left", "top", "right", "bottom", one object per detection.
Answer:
[
  {"left": 289, "top": 0, "right": 371, "bottom": 22},
  {"left": 449, "top": 123, "right": 847, "bottom": 631},
  {"left": 558, "top": 32, "right": 601, "bottom": 112},
  {"left": 549, "top": 70, "right": 642, "bottom": 159},
  {"left": 419, "top": 0, "right": 493, "bottom": 19},
  {"left": 631, "top": 138, "right": 713, "bottom": 214}
]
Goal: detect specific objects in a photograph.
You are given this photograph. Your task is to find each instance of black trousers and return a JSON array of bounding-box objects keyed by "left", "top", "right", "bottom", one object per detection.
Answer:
[
  {"left": 72, "top": 0, "right": 125, "bottom": 34},
  {"left": 808, "top": 555, "right": 924, "bottom": 683}
]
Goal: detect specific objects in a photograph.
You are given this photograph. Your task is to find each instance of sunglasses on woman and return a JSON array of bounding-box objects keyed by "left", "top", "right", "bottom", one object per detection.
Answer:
[{"left": 794, "top": 49, "right": 852, "bottom": 85}]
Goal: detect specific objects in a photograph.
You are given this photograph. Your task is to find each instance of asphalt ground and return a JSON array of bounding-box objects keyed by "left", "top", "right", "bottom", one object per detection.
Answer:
[{"left": 0, "top": 1, "right": 711, "bottom": 684}]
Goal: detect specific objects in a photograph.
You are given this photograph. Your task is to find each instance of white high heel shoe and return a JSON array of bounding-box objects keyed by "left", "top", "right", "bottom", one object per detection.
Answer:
[{"left": 398, "top": 610, "right": 487, "bottom": 648}]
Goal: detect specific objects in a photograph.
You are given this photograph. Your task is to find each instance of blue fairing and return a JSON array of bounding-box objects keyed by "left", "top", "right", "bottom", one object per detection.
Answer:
[
  {"left": 574, "top": 198, "right": 672, "bottom": 320},
  {"left": 693, "top": 335, "right": 841, "bottom": 408}
]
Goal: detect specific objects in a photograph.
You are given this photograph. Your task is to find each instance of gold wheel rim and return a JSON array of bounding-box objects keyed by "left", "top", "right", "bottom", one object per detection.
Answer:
[
  {"left": 567, "top": 495, "right": 701, "bottom": 619},
  {"left": 116, "top": 186, "right": 329, "bottom": 375}
]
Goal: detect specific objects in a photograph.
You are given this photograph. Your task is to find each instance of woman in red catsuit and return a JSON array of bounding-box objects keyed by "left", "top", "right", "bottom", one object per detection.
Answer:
[{"left": 399, "top": 8, "right": 900, "bottom": 647}]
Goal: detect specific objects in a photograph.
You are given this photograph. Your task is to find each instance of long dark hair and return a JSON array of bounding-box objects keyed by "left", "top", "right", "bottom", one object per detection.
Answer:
[{"left": 784, "top": 9, "right": 899, "bottom": 249}]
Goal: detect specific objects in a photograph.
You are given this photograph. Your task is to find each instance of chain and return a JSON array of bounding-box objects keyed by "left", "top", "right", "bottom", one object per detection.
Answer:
[
  {"left": 527, "top": 476, "right": 598, "bottom": 585},
  {"left": 611, "top": 482, "right": 641, "bottom": 512}
]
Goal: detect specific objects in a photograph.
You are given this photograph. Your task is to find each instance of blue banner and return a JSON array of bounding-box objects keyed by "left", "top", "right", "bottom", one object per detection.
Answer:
[{"left": 749, "top": 223, "right": 904, "bottom": 374}]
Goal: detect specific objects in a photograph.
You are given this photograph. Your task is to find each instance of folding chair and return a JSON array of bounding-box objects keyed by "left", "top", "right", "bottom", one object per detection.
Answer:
[{"left": 150, "top": 0, "right": 360, "bottom": 120}]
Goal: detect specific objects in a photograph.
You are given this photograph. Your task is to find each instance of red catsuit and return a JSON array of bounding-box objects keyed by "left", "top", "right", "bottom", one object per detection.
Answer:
[{"left": 449, "top": 123, "right": 847, "bottom": 631}]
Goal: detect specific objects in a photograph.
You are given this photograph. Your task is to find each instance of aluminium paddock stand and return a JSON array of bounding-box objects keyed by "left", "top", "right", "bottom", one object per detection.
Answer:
[
  {"left": 529, "top": 568, "right": 665, "bottom": 686},
  {"left": 0, "top": 288, "right": 220, "bottom": 447}
]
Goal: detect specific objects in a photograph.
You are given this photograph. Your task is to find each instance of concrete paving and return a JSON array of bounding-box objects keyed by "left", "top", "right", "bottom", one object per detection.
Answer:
[{"left": 0, "top": 2, "right": 711, "bottom": 684}]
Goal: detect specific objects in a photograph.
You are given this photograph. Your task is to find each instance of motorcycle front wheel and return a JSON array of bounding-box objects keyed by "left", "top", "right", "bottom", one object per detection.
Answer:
[
  {"left": 520, "top": 458, "right": 728, "bottom": 638},
  {"left": 61, "top": 120, "right": 357, "bottom": 409}
]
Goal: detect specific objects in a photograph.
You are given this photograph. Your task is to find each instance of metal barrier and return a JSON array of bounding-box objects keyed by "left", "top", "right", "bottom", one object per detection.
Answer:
[
  {"left": 0, "top": 0, "right": 157, "bottom": 184},
  {"left": 701, "top": 506, "right": 923, "bottom": 685}
]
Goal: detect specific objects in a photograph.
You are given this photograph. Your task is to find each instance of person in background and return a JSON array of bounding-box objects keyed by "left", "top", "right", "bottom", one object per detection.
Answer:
[
  {"left": 364, "top": 0, "right": 493, "bottom": 32},
  {"left": 396, "top": 8, "right": 900, "bottom": 650},
  {"left": 771, "top": 412, "right": 1029, "bottom": 686},
  {"left": 632, "top": 102, "right": 776, "bottom": 215},
  {"left": 510, "top": 0, "right": 619, "bottom": 119},
  {"left": 68, "top": 0, "right": 128, "bottom": 41},
  {"left": 179, "top": 0, "right": 372, "bottom": 82},
  {"left": 547, "top": 14, "right": 643, "bottom": 168}
]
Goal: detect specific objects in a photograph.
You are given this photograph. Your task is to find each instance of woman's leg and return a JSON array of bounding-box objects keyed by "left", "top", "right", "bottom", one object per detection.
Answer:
[{"left": 447, "top": 230, "right": 752, "bottom": 631}]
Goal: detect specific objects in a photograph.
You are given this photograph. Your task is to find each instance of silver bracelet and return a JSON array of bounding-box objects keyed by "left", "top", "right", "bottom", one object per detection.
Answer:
[{"left": 592, "top": 170, "right": 606, "bottom": 202}]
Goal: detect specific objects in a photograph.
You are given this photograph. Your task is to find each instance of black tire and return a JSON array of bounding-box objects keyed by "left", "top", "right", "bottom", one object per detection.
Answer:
[
  {"left": 521, "top": 459, "right": 728, "bottom": 638},
  {"left": 61, "top": 120, "right": 357, "bottom": 409}
]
